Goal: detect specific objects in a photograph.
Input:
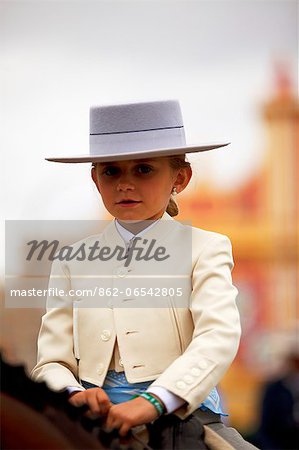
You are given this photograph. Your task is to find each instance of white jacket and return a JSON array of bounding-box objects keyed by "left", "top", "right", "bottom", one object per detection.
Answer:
[{"left": 31, "top": 212, "right": 241, "bottom": 419}]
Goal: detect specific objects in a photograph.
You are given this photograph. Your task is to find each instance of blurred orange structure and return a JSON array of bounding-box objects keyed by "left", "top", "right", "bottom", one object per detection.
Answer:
[{"left": 177, "top": 69, "right": 299, "bottom": 432}]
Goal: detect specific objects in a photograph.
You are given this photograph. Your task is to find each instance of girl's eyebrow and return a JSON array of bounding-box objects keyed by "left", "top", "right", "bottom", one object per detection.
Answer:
[{"left": 98, "top": 162, "right": 118, "bottom": 166}]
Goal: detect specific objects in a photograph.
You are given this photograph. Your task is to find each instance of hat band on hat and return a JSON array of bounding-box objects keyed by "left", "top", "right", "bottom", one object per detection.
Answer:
[{"left": 89, "top": 126, "right": 186, "bottom": 156}]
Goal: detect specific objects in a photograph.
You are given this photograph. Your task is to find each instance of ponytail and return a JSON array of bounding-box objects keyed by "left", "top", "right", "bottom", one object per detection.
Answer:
[{"left": 166, "top": 196, "right": 179, "bottom": 217}]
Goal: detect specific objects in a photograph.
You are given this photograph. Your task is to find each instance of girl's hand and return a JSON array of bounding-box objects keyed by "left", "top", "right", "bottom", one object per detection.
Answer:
[
  {"left": 68, "top": 388, "right": 112, "bottom": 419},
  {"left": 105, "top": 396, "right": 160, "bottom": 436}
]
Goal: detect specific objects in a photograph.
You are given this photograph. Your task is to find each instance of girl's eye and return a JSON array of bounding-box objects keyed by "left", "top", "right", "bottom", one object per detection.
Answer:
[
  {"left": 102, "top": 166, "right": 120, "bottom": 176},
  {"left": 136, "top": 164, "right": 153, "bottom": 174}
]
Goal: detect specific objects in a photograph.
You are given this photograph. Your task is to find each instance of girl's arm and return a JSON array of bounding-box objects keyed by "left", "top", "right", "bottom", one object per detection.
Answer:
[{"left": 31, "top": 259, "right": 82, "bottom": 391}]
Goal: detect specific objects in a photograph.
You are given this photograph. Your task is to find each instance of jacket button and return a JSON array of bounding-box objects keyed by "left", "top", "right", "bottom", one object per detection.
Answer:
[
  {"left": 198, "top": 360, "right": 208, "bottom": 369},
  {"left": 97, "top": 363, "right": 104, "bottom": 375},
  {"left": 119, "top": 358, "right": 124, "bottom": 367},
  {"left": 191, "top": 367, "right": 201, "bottom": 376},
  {"left": 100, "top": 329, "right": 111, "bottom": 341},
  {"left": 176, "top": 381, "right": 186, "bottom": 390},
  {"left": 183, "top": 375, "right": 194, "bottom": 384}
]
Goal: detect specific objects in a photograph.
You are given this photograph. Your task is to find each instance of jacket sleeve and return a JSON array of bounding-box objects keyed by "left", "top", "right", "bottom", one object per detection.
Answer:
[
  {"left": 149, "top": 233, "right": 241, "bottom": 419},
  {"left": 31, "top": 259, "right": 83, "bottom": 392}
]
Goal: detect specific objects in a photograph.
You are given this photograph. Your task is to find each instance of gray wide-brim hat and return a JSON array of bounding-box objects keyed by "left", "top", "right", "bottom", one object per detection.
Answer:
[{"left": 46, "top": 100, "right": 229, "bottom": 163}]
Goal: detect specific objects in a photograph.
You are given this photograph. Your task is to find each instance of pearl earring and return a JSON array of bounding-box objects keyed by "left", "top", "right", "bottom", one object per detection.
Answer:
[{"left": 172, "top": 187, "right": 177, "bottom": 196}]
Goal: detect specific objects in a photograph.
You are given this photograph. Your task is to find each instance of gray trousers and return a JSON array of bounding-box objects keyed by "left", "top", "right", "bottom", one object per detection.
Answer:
[{"left": 147, "top": 409, "right": 259, "bottom": 450}]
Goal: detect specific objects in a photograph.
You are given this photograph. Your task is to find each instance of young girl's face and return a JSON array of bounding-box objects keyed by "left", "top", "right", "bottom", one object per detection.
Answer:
[{"left": 92, "top": 157, "right": 191, "bottom": 221}]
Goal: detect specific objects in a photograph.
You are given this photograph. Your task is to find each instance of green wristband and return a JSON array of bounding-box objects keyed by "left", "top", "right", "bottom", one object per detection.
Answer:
[{"left": 139, "top": 392, "right": 165, "bottom": 416}]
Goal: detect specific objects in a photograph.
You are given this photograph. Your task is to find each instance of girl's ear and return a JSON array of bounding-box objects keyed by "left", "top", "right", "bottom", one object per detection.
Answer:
[{"left": 173, "top": 165, "right": 192, "bottom": 194}]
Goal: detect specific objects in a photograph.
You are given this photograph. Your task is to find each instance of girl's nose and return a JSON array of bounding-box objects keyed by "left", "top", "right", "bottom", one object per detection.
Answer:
[{"left": 116, "top": 175, "right": 135, "bottom": 192}]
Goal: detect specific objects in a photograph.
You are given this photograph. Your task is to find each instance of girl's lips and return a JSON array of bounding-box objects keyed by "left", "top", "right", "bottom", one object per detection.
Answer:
[{"left": 117, "top": 200, "right": 142, "bottom": 207}]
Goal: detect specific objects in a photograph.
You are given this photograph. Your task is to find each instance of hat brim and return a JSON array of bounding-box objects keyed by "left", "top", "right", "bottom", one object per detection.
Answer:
[{"left": 46, "top": 143, "right": 229, "bottom": 163}]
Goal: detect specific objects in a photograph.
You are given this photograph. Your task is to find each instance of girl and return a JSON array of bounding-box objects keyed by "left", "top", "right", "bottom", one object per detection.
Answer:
[{"left": 32, "top": 100, "right": 257, "bottom": 449}]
